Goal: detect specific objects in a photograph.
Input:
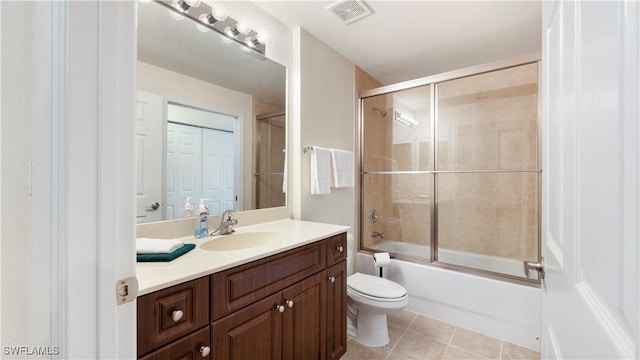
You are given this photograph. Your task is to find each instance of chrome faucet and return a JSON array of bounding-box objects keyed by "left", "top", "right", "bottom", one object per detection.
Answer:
[
  {"left": 211, "top": 210, "right": 238, "bottom": 236},
  {"left": 372, "top": 231, "right": 384, "bottom": 239}
]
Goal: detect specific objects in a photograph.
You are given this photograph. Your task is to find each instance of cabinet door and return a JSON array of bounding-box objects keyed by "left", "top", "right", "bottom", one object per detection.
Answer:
[
  {"left": 281, "top": 272, "right": 327, "bottom": 360},
  {"left": 326, "top": 261, "right": 347, "bottom": 360},
  {"left": 137, "top": 277, "right": 209, "bottom": 357},
  {"left": 140, "top": 327, "right": 211, "bottom": 360},
  {"left": 326, "top": 233, "right": 347, "bottom": 267},
  {"left": 212, "top": 292, "right": 282, "bottom": 360}
]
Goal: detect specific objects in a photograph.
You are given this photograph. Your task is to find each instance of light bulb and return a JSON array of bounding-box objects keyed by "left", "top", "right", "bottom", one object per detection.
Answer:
[
  {"left": 211, "top": 4, "right": 227, "bottom": 21},
  {"left": 256, "top": 31, "right": 269, "bottom": 44},
  {"left": 236, "top": 21, "right": 251, "bottom": 35}
]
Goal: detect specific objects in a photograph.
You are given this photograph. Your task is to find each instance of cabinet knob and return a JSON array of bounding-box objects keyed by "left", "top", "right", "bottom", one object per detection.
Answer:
[
  {"left": 199, "top": 346, "right": 211, "bottom": 357},
  {"left": 336, "top": 246, "right": 344, "bottom": 253},
  {"left": 286, "top": 300, "right": 294, "bottom": 308},
  {"left": 276, "top": 305, "right": 285, "bottom": 313},
  {"left": 328, "top": 276, "right": 336, "bottom": 284},
  {"left": 172, "top": 310, "right": 184, "bottom": 322}
]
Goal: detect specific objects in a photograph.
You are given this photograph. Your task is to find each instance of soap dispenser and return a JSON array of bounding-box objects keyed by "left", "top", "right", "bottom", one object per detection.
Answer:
[
  {"left": 182, "top": 197, "right": 193, "bottom": 218},
  {"left": 194, "top": 199, "right": 209, "bottom": 238}
]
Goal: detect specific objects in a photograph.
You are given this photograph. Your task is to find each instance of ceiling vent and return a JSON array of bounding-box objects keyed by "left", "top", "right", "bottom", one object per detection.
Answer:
[{"left": 327, "top": 0, "right": 373, "bottom": 25}]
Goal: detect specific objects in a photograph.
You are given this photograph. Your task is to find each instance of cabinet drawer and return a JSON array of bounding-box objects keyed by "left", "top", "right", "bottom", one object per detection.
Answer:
[
  {"left": 326, "top": 233, "right": 347, "bottom": 267},
  {"left": 138, "top": 277, "right": 209, "bottom": 357},
  {"left": 211, "top": 240, "right": 326, "bottom": 321},
  {"left": 140, "top": 327, "right": 211, "bottom": 360}
]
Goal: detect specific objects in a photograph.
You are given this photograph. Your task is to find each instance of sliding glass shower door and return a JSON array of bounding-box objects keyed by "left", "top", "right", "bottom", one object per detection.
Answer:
[
  {"left": 360, "top": 60, "right": 540, "bottom": 282},
  {"left": 361, "top": 85, "right": 434, "bottom": 261}
]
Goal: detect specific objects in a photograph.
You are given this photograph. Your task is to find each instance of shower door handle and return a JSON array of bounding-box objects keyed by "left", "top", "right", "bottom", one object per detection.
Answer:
[{"left": 523, "top": 257, "right": 545, "bottom": 280}]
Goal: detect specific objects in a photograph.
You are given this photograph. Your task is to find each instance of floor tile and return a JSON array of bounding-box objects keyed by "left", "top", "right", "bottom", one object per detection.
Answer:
[
  {"left": 388, "top": 309, "right": 418, "bottom": 329},
  {"left": 501, "top": 342, "right": 540, "bottom": 360},
  {"left": 444, "top": 345, "right": 488, "bottom": 360},
  {"left": 449, "top": 327, "right": 501, "bottom": 359},
  {"left": 390, "top": 330, "right": 448, "bottom": 359},
  {"left": 342, "top": 339, "right": 390, "bottom": 360},
  {"left": 406, "top": 315, "right": 456, "bottom": 344},
  {"left": 385, "top": 323, "right": 406, "bottom": 350}
]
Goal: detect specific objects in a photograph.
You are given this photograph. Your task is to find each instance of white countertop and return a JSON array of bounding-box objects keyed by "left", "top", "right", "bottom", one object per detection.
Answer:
[{"left": 136, "top": 219, "right": 350, "bottom": 296}]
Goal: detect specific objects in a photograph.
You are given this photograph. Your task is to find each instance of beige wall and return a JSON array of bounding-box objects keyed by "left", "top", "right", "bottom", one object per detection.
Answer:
[{"left": 293, "top": 28, "right": 355, "bottom": 231}]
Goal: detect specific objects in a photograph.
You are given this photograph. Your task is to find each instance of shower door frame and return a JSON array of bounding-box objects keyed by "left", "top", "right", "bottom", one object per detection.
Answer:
[{"left": 358, "top": 52, "right": 543, "bottom": 286}]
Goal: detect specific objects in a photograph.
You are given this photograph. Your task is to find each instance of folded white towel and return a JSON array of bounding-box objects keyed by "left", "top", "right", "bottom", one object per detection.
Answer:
[
  {"left": 136, "top": 238, "right": 184, "bottom": 254},
  {"left": 310, "top": 146, "right": 332, "bottom": 195},
  {"left": 330, "top": 149, "right": 355, "bottom": 188}
]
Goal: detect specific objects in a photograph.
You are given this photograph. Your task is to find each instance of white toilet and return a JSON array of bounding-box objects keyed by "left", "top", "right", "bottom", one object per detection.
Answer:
[{"left": 346, "top": 234, "right": 409, "bottom": 347}]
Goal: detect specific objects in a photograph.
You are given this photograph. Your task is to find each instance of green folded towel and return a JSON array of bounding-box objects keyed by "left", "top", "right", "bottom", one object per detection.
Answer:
[{"left": 137, "top": 243, "right": 196, "bottom": 262}]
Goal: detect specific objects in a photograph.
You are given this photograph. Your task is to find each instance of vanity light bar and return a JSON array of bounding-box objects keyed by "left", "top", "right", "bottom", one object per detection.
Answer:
[
  {"left": 156, "top": 0, "right": 267, "bottom": 57},
  {"left": 393, "top": 110, "right": 418, "bottom": 128}
]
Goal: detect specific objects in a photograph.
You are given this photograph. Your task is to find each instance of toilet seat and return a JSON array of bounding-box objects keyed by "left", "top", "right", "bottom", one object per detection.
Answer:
[{"left": 347, "top": 272, "right": 407, "bottom": 302}]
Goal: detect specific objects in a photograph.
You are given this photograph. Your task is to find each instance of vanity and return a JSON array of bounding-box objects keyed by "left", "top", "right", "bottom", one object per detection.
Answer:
[{"left": 136, "top": 220, "right": 349, "bottom": 360}]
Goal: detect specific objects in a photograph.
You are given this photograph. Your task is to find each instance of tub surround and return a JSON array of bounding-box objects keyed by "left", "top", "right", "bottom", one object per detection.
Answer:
[{"left": 136, "top": 219, "right": 349, "bottom": 295}]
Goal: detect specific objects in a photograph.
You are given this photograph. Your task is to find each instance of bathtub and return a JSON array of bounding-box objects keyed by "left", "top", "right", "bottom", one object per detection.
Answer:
[{"left": 355, "top": 243, "right": 541, "bottom": 351}]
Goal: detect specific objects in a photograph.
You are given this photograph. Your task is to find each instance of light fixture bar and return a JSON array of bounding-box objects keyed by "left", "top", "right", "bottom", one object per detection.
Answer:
[{"left": 155, "top": 0, "right": 266, "bottom": 57}]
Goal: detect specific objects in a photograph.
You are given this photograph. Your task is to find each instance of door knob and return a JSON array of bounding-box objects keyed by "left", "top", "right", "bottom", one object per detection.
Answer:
[
  {"left": 146, "top": 202, "right": 160, "bottom": 211},
  {"left": 286, "top": 300, "right": 294, "bottom": 308},
  {"left": 336, "top": 246, "right": 344, "bottom": 253},
  {"left": 276, "top": 305, "right": 285, "bottom": 313},
  {"left": 523, "top": 257, "right": 545, "bottom": 280},
  {"left": 328, "top": 276, "right": 336, "bottom": 284}
]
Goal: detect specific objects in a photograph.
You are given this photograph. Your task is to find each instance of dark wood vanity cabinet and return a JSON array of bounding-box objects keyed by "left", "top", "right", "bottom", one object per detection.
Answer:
[
  {"left": 326, "top": 261, "right": 347, "bottom": 360},
  {"left": 137, "top": 232, "right": 347, "bottom": 360}
]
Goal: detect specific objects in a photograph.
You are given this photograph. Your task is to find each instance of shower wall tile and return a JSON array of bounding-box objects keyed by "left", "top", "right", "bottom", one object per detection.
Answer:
[{"left": 437, "top": 173, "right": 539, "bottom": 261}]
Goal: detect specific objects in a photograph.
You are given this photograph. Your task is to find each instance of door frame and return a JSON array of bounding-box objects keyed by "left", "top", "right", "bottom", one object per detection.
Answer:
[{"left": 53, "top": 1, "right": 137, "bottom": 358}]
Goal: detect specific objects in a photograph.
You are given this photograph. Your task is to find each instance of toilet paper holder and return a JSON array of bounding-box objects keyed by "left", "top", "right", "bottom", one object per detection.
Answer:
[{"left": 372, "top": 252, "right": 392, "bottom": 277}]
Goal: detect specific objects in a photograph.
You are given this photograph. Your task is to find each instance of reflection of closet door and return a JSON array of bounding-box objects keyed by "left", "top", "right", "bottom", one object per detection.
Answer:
[
  {"left": 166, "top": 122, "right": 202, "bottom": 219},
  {"left": 135, "top": 91, "right": 163, "bottom": 223},
  {"left": 203, "top": 128, "right": 236, "bottom": 214}
]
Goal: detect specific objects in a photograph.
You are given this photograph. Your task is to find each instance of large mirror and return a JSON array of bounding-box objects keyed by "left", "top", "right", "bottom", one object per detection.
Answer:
[{"left": 136, "top": 1, "right": 287, "bottom": 223}]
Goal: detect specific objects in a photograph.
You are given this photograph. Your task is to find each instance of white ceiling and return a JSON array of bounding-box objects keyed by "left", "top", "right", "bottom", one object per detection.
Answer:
[{"left": 254, "top": 0, "right": 541, "bottom": 85}]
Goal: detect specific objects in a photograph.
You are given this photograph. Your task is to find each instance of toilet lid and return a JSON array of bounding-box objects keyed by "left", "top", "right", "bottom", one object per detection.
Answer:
[{"left": 347, "top": 272, "right": 407, "bottom": 299}]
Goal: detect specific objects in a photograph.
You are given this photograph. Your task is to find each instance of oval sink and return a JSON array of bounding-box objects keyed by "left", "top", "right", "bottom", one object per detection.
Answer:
[{"left": 199, "top": 231, "right": 286, "bottom": 251}]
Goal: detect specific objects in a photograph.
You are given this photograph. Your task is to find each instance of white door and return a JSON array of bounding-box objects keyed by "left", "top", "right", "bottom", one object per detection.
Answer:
[
  {"left": 166, "top": 122, "right": 203, "bottom": 219},
  {"left": 541, "top": 1, "right": 639, "bottom": 358},
  {"left": 203, "top": 128, "right": 236, "bottom": 214},
  {"left": 136, "top": 91, "right": 163, "bottom": 223}
]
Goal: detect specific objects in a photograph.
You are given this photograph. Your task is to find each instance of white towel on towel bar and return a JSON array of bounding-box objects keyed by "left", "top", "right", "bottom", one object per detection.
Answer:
[
  {"left": 136, "top": 238, "right": 184, "bottom": 254},
  {"left": 310, "top": 146, "right": 331, "bottom": 194},
  {"left": 330, "top": 148, "right": 354, "bottom": 188}
]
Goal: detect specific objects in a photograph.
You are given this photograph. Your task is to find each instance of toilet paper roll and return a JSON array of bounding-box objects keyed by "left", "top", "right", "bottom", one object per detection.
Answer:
[{"left": 373, "top": 252, "right": 391, "bottom": 267}]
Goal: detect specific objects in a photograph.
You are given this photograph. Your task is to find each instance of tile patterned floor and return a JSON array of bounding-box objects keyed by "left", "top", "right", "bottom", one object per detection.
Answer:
[{"left": 341, "top": 310, "right": 540, "bottom": 360}]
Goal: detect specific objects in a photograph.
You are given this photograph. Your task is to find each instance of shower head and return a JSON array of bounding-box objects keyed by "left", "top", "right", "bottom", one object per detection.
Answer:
[{"left": 372, "top": 107, "right": 387, "bottom": 117}]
